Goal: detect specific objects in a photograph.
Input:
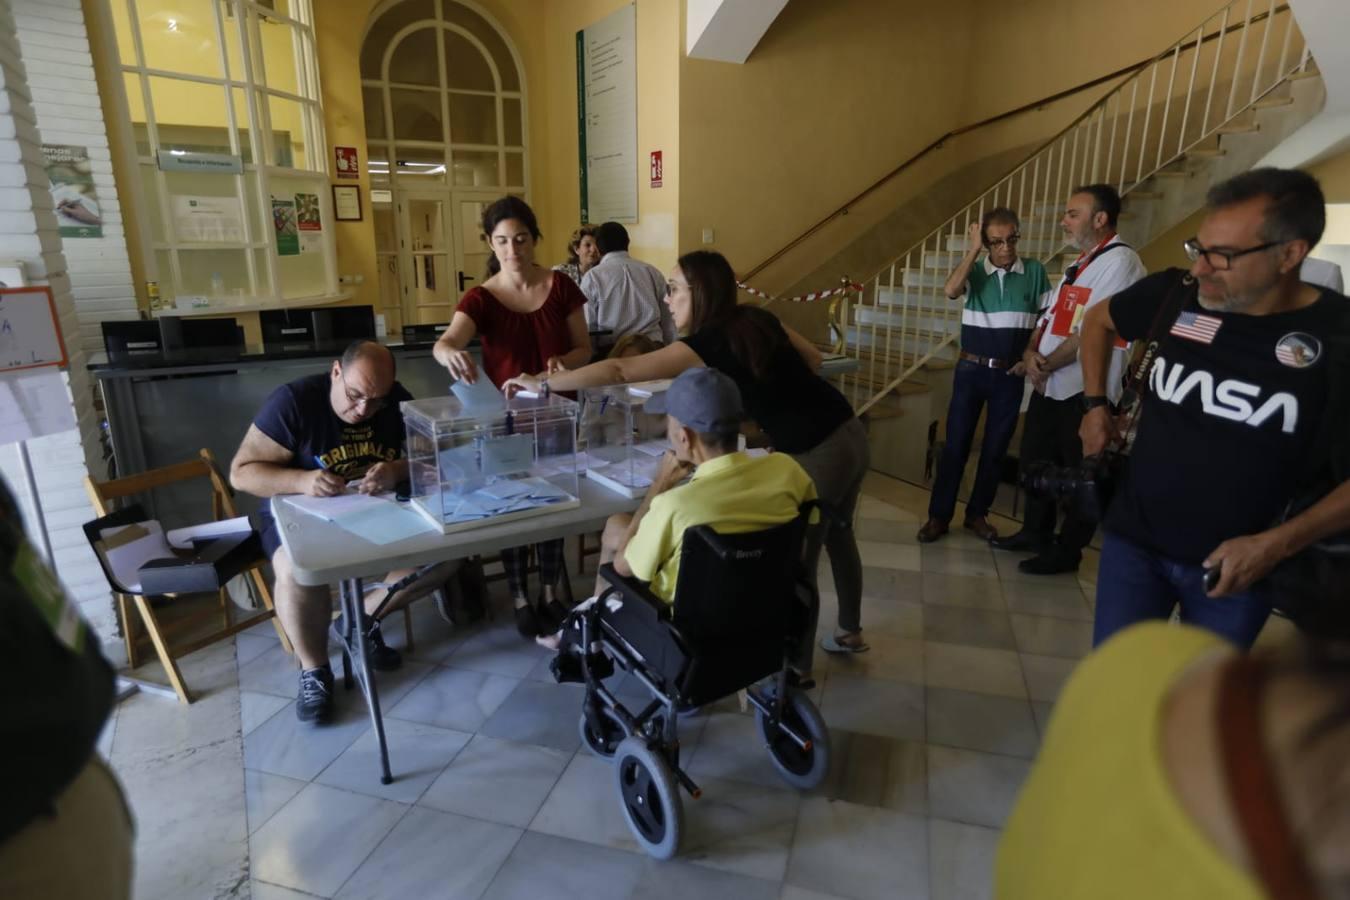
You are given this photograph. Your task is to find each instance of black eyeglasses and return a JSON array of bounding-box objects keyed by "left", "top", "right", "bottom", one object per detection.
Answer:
[
  {"left": 986, "top": 236, "right": 1020, "bottom": 249},
  {"left": 1183, "top": 237, "right": 1283, "bottom": 271},
  {"left": 339, "top": 368, "right": 389, "bottom": 411}
]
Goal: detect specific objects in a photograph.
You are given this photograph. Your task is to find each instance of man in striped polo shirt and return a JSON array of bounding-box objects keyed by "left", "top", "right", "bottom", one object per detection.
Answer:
[{"left": 919, "top": 208, "right": 1049, "bottom": 544}]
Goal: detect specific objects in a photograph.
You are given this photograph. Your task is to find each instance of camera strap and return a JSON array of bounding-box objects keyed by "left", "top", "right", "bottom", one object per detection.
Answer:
[{"left": 1115, "top": 269, "right": 1198, "bottom": 442}]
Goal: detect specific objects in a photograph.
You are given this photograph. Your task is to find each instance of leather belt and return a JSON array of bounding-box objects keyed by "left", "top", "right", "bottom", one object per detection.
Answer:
[{"left": 959, "top": 351, "right": 1012, "bottom": 370}]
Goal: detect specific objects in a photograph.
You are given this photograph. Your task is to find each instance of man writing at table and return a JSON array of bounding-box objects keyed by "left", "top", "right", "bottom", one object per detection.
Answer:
[{"left": 230, "top": 340, "right": 447, "bottom": 724}]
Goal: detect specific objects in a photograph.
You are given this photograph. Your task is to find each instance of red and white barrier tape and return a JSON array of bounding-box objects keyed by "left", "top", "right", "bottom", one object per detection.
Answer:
[{"left": 737, "top": 281, "right": 863, "bottom": 303}]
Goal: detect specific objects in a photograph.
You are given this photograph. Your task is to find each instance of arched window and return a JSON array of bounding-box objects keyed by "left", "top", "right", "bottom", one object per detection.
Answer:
[
  {"left": 361, "top": 0, "right": 528, "bottom": 328},
  {"left": 361, "top": 0, "right": 528, "bottom": 190}
]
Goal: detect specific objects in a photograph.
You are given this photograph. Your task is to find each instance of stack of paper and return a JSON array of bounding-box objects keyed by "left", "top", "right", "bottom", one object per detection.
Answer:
[
  {"left": 438, "top": 476, "right": 575, "bottom": 524},
  {"left": 285, "top": 492, "right": 433, "bottom": 545}
]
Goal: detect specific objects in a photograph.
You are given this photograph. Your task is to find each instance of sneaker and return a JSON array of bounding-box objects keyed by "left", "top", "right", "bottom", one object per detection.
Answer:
[
  {"left": 820, "top": 631, "right": 870, "bottom": 654},
  {"left": 332, "top": 613, "right": 403, "bottom": 672},
  {"left": 296, "top": 666, "right": 335, "bottom": 724}
]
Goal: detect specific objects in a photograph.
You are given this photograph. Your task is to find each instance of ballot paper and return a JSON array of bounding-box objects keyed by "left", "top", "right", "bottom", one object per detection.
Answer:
[
  {"left": 285, "top": 492, "right": 433, "bottom": 545},
  {"left": 449, "top": 367, "right": 506, "bottom": 412},
  {"left": 166, "top": 516, "right": 251, "bottom": 550},
  {"left": 439, "top": 476, "right": 575, "bottom": 524},
  {"left": 626, "top": 379, "right": 673, "bottom": 399}
]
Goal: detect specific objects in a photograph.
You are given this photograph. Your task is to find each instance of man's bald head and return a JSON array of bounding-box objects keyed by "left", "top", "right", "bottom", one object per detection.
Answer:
[{"left": 330, "top": 340, "right": 396, "bottom": 424}]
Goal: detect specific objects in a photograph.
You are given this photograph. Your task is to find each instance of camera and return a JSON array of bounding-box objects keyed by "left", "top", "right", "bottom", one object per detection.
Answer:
[{"left": 1021, "top": 451, "right": 1126, "bottom": 523}]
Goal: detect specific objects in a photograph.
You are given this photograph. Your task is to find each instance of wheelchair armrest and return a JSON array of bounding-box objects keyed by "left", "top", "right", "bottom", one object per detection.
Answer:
[{"left": 596, "top": 563, "right": 670, "bottom": 620}]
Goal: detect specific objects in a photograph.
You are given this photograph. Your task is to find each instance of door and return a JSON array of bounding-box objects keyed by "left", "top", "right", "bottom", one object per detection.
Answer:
[
  {"left": 397, "top": 190, "right": 454, "bottom": 326},
  {"left": 451, "top": 192, "right": 500, "bottom": 301},
  {"left": 372, "top": 191, "right": 402, "bottom": 332}
]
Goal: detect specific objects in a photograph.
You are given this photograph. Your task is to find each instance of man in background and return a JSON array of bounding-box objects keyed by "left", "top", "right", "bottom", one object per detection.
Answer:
[
  {"left": 918, "top": 208, "right": 1049, "bottom": 544},
  {"left": 992, "top": 184, "right": 1147, "bottom": 574},
  {"left": 580, "top": 222, "right": 677, "bottom": 352}
]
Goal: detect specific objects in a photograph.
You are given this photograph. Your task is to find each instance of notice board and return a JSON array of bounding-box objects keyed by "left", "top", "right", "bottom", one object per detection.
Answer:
[
  {"left": 577, "top": 4, "right": 638, "bottom": 224},
  {"left": 0, "top": 287, "right": 68, "bottom": 373}
]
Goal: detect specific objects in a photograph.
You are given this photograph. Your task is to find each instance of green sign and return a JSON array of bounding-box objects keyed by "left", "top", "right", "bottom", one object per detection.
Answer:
[
  {"left": 272, "top": 197, "right": 299, "bottom": 256},
  {"left": 43, "top": 144, "right": 102, "bottom": 238}
]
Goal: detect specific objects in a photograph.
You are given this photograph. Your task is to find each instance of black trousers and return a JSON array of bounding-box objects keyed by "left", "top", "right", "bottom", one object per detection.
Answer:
[{"left": 1018, "top": 390, "right": 1096, "bottom": 555}]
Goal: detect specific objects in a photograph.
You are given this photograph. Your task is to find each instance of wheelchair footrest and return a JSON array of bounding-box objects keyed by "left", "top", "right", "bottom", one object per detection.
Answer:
[{"left": 549, "top": 650, "right": 615, "bottom": 684}]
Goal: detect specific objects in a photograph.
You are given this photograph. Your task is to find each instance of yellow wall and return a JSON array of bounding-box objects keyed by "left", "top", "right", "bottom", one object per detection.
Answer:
[
  {"left": 677, "top": 0, "right": 976, "bottom": 281},
  {"left": 960, "top": 0, "right": 1233, "bottom": 123},
  {"left": 539, "top": 0, "right": 681, "bottom": 273}
]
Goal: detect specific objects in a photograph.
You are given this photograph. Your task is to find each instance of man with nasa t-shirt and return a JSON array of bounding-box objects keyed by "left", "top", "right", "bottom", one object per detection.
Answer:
[
  {"left": 991, "top": 185, "right": 1147, "bottom": 574},
  {"left": 1080, "top": 168, "right": 1350, "bottom": 648}
]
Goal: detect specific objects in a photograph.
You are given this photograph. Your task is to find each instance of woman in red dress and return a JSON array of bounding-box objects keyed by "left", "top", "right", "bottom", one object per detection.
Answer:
[{"left": 434, "top": 196, "right": 591, "bottom": 638}]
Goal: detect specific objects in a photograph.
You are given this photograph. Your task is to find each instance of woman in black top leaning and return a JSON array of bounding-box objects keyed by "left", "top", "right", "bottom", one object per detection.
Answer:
[{"left": 504, "top": 250, "right": 870, "bottom": 668}]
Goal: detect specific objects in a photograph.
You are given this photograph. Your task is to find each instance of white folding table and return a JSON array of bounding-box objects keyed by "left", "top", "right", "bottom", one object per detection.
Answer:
[{"left": 272, "top": 479, "right": 642, "bottom": 783}]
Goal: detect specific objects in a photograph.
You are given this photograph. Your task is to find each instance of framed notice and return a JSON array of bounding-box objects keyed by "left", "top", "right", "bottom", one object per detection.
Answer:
[
  {"left": 333, "top": 185, "right": 362, "bottom": 221},
  {"left": 577, "top": 4, "right": 638, "bottom": 223}
]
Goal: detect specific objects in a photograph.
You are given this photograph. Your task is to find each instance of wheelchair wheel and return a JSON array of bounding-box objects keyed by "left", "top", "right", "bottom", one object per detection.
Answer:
[
  {"left": 579, "top": 706, "right": 630, "bottom": 758},
  {"left": 757, "top": 687, "right": 831, "bottom": 790},
  {"left": 613, "top": 737, "right": 683, "bottom": 859}
]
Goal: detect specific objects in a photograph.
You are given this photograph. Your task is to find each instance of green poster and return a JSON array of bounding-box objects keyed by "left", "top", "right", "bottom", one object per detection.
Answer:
[
  {"left": 43, "top": 144, "right": 102, "bottom": 238},
  {"left": 272, "top": 197, "right": 299, "bottom": 256}
]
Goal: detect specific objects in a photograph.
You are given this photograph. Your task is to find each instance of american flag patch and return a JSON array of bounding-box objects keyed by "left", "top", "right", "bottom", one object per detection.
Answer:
[{"left": 1170, "top": 311, "right": 1223, "bottom": 344}]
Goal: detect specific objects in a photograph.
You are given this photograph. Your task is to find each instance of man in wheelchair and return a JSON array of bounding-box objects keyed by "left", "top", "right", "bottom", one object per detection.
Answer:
[
  {"left": 537, "top": 367, "right": 832, "bottom": 858},
  {"left": 540, "top": 366, "right": 817, "bottom": 645}
]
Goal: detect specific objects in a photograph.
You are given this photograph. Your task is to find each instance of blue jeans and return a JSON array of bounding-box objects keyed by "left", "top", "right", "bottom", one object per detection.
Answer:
[
  {"left": 1093, "top": 531, "right": 1273, "bottom": 649},
  {"left": 928, "top": 360, "right": 1025, "bottom": 523}
]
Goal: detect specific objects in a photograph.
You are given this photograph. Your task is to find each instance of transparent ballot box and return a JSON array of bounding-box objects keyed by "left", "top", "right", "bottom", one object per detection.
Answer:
[
  {"left": 402, "top": 393, "right": 581, "bottom": 534},
  {"left": 580, "top": 380, "right": 673, "bottom": 499}
]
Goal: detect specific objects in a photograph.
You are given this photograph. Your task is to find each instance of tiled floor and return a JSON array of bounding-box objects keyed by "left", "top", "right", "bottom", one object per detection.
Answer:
[{"left": 105, "top": 472, "right": 1112, "bottom": 900}]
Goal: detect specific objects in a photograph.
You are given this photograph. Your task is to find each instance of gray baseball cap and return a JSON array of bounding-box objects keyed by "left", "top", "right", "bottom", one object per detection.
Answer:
[{"left": 645, "top": 368, "right": 743, "bottom": 432}]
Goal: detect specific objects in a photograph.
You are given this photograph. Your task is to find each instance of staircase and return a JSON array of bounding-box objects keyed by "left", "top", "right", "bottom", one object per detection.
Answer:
[{"left": 826, "top": 0, "right": 1325, "bottom": 447}]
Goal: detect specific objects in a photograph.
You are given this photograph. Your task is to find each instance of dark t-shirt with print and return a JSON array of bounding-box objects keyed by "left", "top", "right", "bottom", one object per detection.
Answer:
[
  {"left": 253, "top": 373, "right": 413, "bottom": 541},
  {"left": 1105, "top": 268, "right": 1347, "bottom": 562}
]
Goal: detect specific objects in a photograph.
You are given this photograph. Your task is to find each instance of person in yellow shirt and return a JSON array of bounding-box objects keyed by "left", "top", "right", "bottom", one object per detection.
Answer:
[
  {"left": 539, "top": 368, "right": 815, "bottom": 651},
  {"left": 996, "top": 619, "right": 1350, "bottom": 899}
]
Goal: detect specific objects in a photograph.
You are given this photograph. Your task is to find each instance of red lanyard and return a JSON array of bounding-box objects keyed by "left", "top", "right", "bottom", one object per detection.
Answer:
[{"left": 1066, "top": 233, "right": 1117, "bottom": 284}]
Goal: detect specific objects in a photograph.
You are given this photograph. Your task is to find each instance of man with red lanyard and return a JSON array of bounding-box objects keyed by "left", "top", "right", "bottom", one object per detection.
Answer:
[{"left": 991, "top": 184, "right": 1146, "bottom": 574}]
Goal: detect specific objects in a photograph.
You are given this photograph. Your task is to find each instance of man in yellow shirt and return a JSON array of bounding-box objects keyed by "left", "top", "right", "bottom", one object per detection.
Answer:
[
  {"left": 601, "top": 367, "right": 817, "bottom": 603},
  {"left": 540, "top": 368, "right": 815, "bottom": 653}
]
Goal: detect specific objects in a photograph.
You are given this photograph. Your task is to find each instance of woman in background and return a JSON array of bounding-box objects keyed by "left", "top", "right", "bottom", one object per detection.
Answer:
[
  {"left": 504, "top": 250, "right": 870, "bottom": 675},
  {"left": 553, "top": 225, "right": 598, "bottom": 286},
  {"left": 433, "top": 196, "right": 591, "bottom": 639}
]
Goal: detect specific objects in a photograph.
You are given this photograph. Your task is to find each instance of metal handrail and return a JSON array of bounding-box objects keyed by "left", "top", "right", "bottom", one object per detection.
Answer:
[
  {"left": 744, "top": 3, "right": 1292, "bottom": 285},
  {"left": 831, "top": 0, "right": 1311, "bottom": 417}
]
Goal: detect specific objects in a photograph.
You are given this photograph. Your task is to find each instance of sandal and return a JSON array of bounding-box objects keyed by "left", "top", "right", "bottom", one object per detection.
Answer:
[{"left": 820, "top": 631, "right": 870, "bottom": 654}]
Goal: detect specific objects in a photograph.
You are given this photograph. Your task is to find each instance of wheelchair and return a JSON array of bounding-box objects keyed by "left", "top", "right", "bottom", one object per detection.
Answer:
[{"left": 551, "top": 502, "right": 831, "bottom": 859}]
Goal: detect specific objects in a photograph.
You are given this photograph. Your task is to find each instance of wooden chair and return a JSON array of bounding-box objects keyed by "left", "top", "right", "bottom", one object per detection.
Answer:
[{"left": 84, "top": 448, "right": 292, "bottom": 703}]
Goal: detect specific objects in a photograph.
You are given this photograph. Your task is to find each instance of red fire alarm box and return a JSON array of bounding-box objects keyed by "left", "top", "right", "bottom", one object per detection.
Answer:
[{"left": 650, "top": 150, "right": 663, "bottom": 188}]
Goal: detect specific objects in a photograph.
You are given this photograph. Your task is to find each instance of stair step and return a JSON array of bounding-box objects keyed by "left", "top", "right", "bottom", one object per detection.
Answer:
[
  {"left": 1253, "top": 95, "right": 1294, "bottom": 109},
  {"left": 855, "top": 307, "right": 960, "bottom": 335},
  {"left": 1217, "top": 122, "right": 1260, "bottom": 135},
  {"left": 1185, "top": 148, "right": 1226, "bottom": 160},
  {"left": 947, "top": 235, "right": 1067, "bottom": 254},
  {"left": 1287, "top": 69, "right": 1320, "bottom": 81},
  {"left": 875, "top": 285, "right": 961, "bottom": 307}
]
